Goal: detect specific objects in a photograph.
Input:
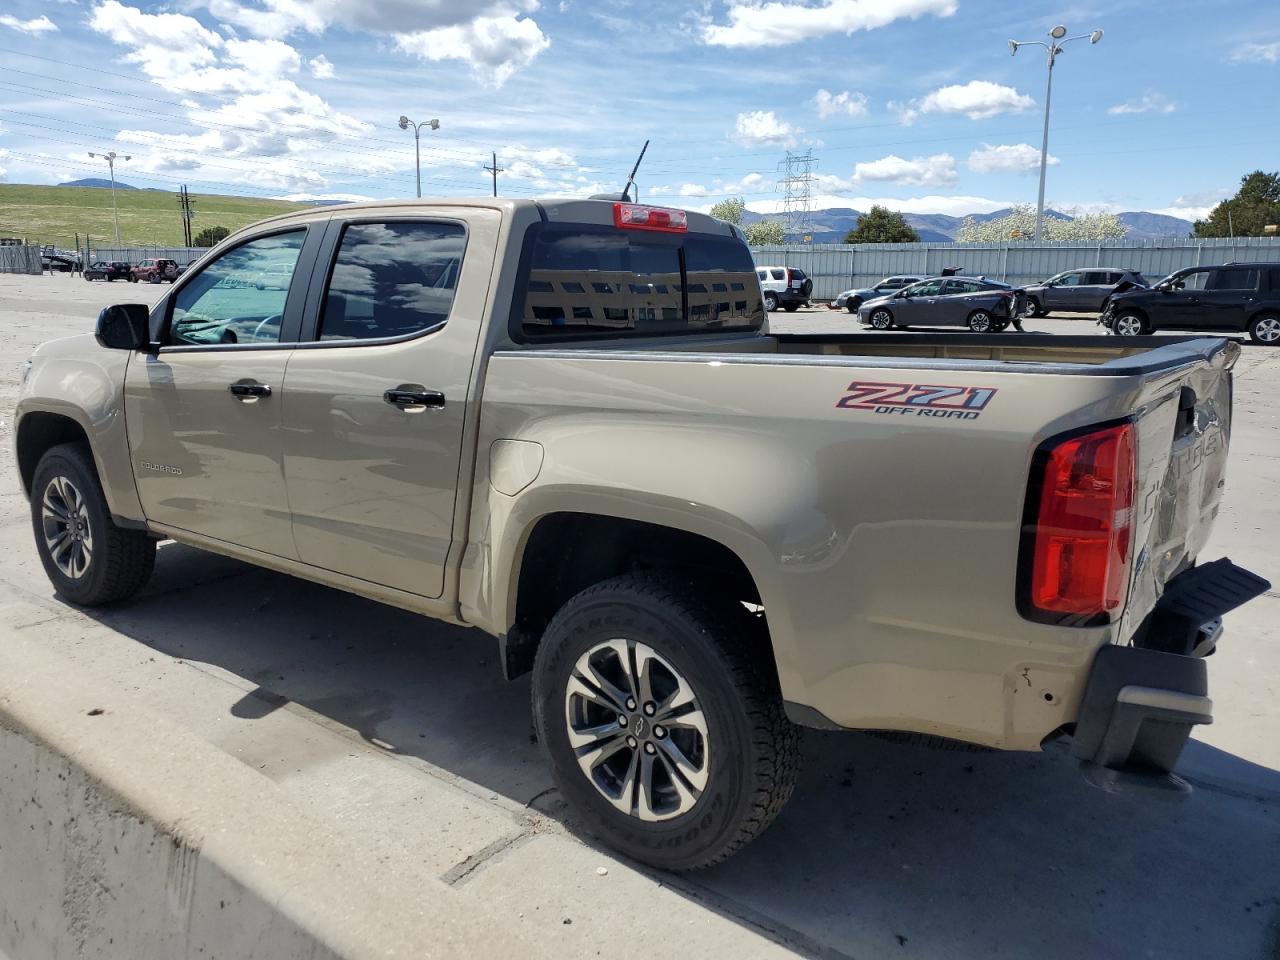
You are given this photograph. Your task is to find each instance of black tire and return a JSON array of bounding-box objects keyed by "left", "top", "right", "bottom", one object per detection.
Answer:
[
  {"left": 1027, "top": 296, "right": 1045, "bottom": 318},
  {"left": 868, "top": 307, "right": 894, "bottom": 330},
  {"left": 532, "top": 575, "right": 799, "bottom": 871},
  {"left": 31, "top": 443, "right": 155, "bottom": 606},
  {"left": 967, "top": 310, "right": 995, "bottom": 333},
  {"left": 1248, "top": 313, "right": 1280, "bottom": 345},
  {"left": 763, "top": 292, "right": 779, "bottom": 312},
  {"left": 1112, "top": 310, "right": 1150, "bottom": 336},
  {"left": 128, "top": 276, "right": 137, "bottom": 283},
  {"left": 845, "top": 297, "right": 861, "bottom": 314},
  {"left": 783, "top": 302, "right": 799, "bottom": 312}
]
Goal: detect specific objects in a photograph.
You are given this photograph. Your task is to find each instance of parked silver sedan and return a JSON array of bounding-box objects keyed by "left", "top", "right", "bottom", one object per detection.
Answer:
[{"left": 857, "top": 276, "right": 1026, "bottom": 332}]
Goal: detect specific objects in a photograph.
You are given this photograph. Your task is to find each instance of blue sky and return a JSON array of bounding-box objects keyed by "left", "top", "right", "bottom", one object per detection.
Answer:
[{"left": 0, "top": 0, "right": 1276, "bottom": 220}]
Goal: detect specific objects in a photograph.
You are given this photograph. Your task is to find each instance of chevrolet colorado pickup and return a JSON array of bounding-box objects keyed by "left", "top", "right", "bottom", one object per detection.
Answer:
[{"left": 15, "top": 198, "right": 1269, "bottom": 870}]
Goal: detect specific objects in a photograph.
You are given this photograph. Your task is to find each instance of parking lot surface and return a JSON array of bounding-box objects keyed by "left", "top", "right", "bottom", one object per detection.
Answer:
[{"left": 1, "top": 275, "right": 1278, "bottom": 959}]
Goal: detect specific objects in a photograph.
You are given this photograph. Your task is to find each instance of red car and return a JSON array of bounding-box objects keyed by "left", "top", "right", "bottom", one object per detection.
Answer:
[{"left": 132, "top": 258, "right": 181, "bottom": 283}]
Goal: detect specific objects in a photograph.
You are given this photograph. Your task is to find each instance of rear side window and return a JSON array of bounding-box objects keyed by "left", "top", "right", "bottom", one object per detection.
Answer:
[
  {"left": 770, "top": 268, "right": 786, "bottom": 280},
  {"left": 319, "top": 221, "right": 465, "bottom": 341},
  {"left": 518, "top": 225, "right": 765, "bottom": 339},
  {"left": 788, "top": 268, "right": 807, "bottom": 280},
  {"left": 1084, "top": 271, "right": 1112, "bottom": 284},
  {"left": 1207, "top": 268, "right": 1259, "bottom": 291},
  {"left": 946, "top": 279, "right": 982, "bottom": 294},
  {"left": 1268, "top": 268, "right": 1280, "bottom": 292}
]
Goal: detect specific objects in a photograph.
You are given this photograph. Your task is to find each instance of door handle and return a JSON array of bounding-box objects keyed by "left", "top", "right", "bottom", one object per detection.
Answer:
[
  {"left": 383, "top": 386, "right": 445, "bottom": 411},
  {"left": 229, "top": 381, "right": 271, "bottom": 401}
]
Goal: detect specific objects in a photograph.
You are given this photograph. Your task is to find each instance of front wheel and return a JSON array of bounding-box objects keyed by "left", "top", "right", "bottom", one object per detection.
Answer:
[
  {"left": 763, "top": 292, "right": 779, "bottom": 312},
  {"left": 532, "top": 575, "right": 799, "bottom": 871},
  {"left": 31, "top": 444, "right": 156, "bottom": 606},
  {"left": 967, "top": 310, "right": 994, "bottom": 333},
  {"left": 868, "top": 307, "right": 893, "bottom": 330},
  {"left": 1027, "top": 296, "right": 1045, "bottom": 318},
  {"left": 1113, "top": 311, "right": 1149, "bottom": 336},
  {"left": 1249, "top": 314, "right": 1280, "bottom": 344},
  {"left": 783, "top": 302, "right": 799, "bottom": 313}
]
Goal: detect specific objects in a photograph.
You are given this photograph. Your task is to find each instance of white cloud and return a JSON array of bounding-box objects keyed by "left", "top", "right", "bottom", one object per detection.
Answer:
[
  {"left": 0, "top": 14, "right": 58, "bottom": 33},
  {"left": 396, "top": 15, "right": 550, "bottom": 88},
  {"left": 277, "top": 191, "right": 377, "bottom": 203},
  {"left": 967, "top": 143, "right": 1057, "bottom": 174},
  {"left": 732, "top": 110, "right": 802, "bottom": 148},
  {"left": 1107, "top": 92, "right": 1176, "bottom": 115},
  {"left": 678, "top": 183, "right": 710, "bottom": 197},
  {"left": 895, "top": 80, "right": 1034, "bottom": 123},
  {"left": 206, "top": 0, "right": 325, "bottom": 38},
  {"left": 307, "top": 54, "right": 335, "bottom": 78},
  {"left": 702, "top": 0, "right": 955, "bottom": 48},
  {"left": 852, "top": 153, "right": 957, "bottom": 187},
  {"left": 1230, "top": 41, "right": 1280, "bottom": 63},
  {"left": 813, "top": 89, "right": 868, "bottom": 119},
  {"left": 1148, "top": 190, "right": 1228, "bottom": 222}
]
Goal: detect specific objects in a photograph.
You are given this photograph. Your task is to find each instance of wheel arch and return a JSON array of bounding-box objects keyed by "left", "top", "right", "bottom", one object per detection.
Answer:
[{"left": 497, "top": 505, "right": 780, "bottom": 687}]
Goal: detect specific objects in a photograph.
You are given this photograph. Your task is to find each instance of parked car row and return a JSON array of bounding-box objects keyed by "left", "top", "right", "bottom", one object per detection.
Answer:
[{"left": 83, "top": 257, "right": 189, "bottom": 283}]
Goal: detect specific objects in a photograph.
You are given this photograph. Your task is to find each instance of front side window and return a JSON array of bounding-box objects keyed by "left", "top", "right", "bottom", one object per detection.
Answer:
[
  {"left": 1054, "top": 272, "right": 1083, "bottom": 287},
  {"left": 1173, "top": 269, "right": 1211, "bottom": 292},
  {"left": 319, "top": 221, "right": 466, "bottom": 341},
  {"left": 908, "top": 279, "right": 945, "bottom": 296},
  {"left": 168, "top": 230, "right": 306, "bottom": 346}
]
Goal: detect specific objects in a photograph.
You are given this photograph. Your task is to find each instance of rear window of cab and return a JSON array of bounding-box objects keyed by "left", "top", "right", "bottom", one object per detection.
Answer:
[{"left": 515, "top": 224, "right": 765, "bottom": 340}]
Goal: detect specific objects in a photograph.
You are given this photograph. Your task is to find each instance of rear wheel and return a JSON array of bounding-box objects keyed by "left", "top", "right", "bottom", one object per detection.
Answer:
[
  {"left": 967, "top": 310, "right": 994, "bottom": 333},
  {"left": 868, "top": 308, "right": 893, "bottom": 330},
  {"left": 1249, "top": 314, "right": 1280, "bottom": 344},
  {"left": 1113, "top": 311, "right": 1149, "bottom": 336},
  {"left": 783, "top": 302, "right": 799, "bottom": 313},
  {"left": 845, "top": 297, "right": 861, "bottom": 314},
  {"left": 763, "top": 292, "right": 779, "bottom": 312},
  {"left": 31, "top": 444, "right": 156, "bottom": 606},
  {"left": 532, "top": 575, "right": 799, "bottom": 871}
]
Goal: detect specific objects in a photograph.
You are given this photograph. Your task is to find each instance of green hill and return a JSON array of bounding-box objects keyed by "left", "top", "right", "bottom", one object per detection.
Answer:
[{"left": 0, "top": 183, "right": 310, "bottom": 248}]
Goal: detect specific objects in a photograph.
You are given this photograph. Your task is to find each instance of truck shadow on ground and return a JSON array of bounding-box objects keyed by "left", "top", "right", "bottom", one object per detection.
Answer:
[{"left": 85, "top": 543, "right": 1280, "bottom": 960}]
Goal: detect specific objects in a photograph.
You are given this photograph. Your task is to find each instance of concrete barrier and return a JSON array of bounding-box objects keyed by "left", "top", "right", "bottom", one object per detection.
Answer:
[{"left": 0, "top": 632, "right": 533, "bottom": 960}]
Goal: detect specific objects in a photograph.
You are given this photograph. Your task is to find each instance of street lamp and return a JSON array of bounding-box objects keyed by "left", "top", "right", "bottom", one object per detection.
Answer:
[
  {"left": 88, "top": 150, "right": 131, "bottom": 245},
  {"left": 397, "top": 115, "right": 440, "bottom": 198},
  {"left": 1008, "top": 25, "right": 1103, "bottom": 241}
]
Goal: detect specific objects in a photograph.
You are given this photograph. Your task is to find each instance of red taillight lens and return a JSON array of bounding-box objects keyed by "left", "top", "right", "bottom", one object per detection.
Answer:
[
  {"left": 1027, "top": 423, "right": 1135, "bottom": 621},
  {"left": 613, "top": 203, "right": 688, "bottom": 232}
]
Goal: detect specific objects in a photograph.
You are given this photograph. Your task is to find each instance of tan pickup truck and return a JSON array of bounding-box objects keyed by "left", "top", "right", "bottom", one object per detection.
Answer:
[{"left": 15, "top": 198, "right": 1269, "bottom": 870}]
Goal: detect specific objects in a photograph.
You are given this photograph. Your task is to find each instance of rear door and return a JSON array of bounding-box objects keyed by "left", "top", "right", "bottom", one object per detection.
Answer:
[
  {"left": 280, "top": 212, "right": 498, "bottom": 599},
  {"left": 1081, "top": 271, "right": 1116, "bottom": 312},
  {"left": 1199, "top": 267, "right": 1259, "bottom": 331},
  {"left": 940, "top": 279, "right": 983, "bottom": 325}
]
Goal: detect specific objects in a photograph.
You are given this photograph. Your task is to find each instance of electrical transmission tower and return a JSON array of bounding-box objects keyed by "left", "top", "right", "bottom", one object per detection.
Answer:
[{"left": 777, "top": 150, "right": 816, "bottom": 242}]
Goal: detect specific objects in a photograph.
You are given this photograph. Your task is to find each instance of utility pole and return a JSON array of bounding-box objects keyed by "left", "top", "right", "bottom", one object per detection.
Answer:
[
  {"left": 88, "top": 151, "right": 131, "bottom": 245},
  {"left": 176, "top": 185, "right": 196, "bottom": 246},
  {"left": 777, "top": 150, "right": 816, "bottom": 242},
  {"left": 483, "top": 152, "right": 504, "bottom": 197},
  {"left": 1009, "top": 26, "right": 1104, "bottom": 241}
]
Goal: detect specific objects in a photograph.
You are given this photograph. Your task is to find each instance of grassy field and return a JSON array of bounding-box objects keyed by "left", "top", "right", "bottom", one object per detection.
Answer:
[{"left": 0, "top": 183, "right": 310, "bottom": 249}]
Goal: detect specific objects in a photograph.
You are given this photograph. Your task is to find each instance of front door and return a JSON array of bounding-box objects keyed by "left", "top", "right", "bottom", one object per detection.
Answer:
[
  {"left": 1159, "top": 268, "right": 1213, "bottom": 328},
  {"left": 124, "top": 227, "right": 316, "bottom": 557},
  {"left": 281, "top": 214, "right": 497, "bottom": 598},
  {"left": 895, "top": 278, "right": 944, "bottom": 324},
  {"left": 1045, "top": 271, "right": 1085, "bottom": 310}
]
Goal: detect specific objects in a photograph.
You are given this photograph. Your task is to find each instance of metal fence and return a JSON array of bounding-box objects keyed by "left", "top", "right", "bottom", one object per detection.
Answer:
[
  {"left": 88, "top": 245, "right": 208, "bottom": 265},
  {"left": 0, "top": 245, "right": 43, "bottom": 275},
  {"left": 750, "top": 237, "right": 1280, "bottom": 300}
]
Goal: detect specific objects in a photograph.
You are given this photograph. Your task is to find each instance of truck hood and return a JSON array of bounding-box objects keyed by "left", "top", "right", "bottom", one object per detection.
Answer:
[{"left": 31, "top": 332, "right": 103, "bottom": 359}]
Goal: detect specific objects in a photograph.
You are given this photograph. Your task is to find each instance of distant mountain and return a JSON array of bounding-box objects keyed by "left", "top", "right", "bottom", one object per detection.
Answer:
[
  {"left": 59, "top": 178, "right": 138, "bottom": 190},
  {"left": 742, "top": 205, "right": 1192, "bottom": 243}
]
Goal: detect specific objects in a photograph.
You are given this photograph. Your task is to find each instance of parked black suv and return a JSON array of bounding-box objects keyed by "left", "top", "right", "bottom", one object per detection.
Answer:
[
  {"left": 83, "top": 261, "right": 134, "bottom": 282},
  {"left": 1102, "top": 262, "right": 1280, "bottom": 343},
  {"left": 1023, "top": 267, "right": 1146, "bottom": 317}
]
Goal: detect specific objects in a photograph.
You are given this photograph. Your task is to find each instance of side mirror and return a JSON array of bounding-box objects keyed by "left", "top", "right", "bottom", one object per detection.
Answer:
[{"left": 95, "top": 304, "right": 150, "bottom": 351}]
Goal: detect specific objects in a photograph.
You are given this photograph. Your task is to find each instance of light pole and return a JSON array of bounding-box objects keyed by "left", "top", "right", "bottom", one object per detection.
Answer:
[
  {"left": 88, "top": 150, "right": 131, "bottom": 245},
  {"left": 1009, "top": 25, "right": 1103, "bottom": 241},
  {"left": 397, "top": 115, "right": 440, "bottom": 198}
]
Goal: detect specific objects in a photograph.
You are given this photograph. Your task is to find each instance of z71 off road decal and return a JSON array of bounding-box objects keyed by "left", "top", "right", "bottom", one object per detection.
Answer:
[{"left": 836, "top": 381, "right": 998, "bottom": 420}]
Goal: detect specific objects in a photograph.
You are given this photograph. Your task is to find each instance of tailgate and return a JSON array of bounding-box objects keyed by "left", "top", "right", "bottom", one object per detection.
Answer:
[{"left": 1119, "top": 340, "right": 1237, "bottom": 637}]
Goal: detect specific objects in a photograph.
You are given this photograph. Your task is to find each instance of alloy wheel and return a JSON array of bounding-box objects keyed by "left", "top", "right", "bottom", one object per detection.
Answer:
[
  {"left": 41, "top": 475, "right": 93, "bottom": 579},
  {"left": 870, "top": 310, "right": 892, "bottom": 330},
  {"left": 1254, "top": 316, "right": 1280, "bottom": 343},
  {"left": 564, "top": 638, "right": 710, "bottom": 822},
  {"left": 1115, "top": 315, "right": 1144, "bottom": 336},
  {"left": 969, "top": 311, "right": 992, "bottom": 333}
]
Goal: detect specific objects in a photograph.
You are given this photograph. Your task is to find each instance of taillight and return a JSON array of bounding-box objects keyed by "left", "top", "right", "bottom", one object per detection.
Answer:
[
  {"left": 613, "top": 203, "right": 688, "bottom": 233},
  {"left": 1022, "top": 422, "right": 1136, "bottom": 624}
]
